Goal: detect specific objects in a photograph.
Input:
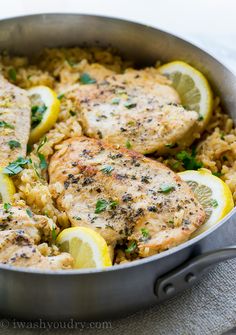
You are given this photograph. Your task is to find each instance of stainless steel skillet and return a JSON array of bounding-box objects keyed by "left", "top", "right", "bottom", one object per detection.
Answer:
[{"left": 0, "top": 13, "right": 236, "bottom": 320}]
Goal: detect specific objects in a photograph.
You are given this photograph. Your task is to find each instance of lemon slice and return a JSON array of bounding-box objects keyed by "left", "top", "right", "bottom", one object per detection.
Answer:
[
  {"left": 0, "top": 169, "right": 15, "bottom": 203},
  {"left": 28, "top": 86, "right": 60, "bottom": 143},
  {"left": 179, "top": 169, "right": 234, "bottom": 236},
  {"left": 158, "top": 61, "right": 213, "bottom": 129},
  {"left": 56, "top": 227, "right": 112, "bottom": 269}
]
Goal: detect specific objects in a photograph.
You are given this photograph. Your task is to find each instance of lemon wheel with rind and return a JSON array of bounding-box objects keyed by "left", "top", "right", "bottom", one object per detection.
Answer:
[
  {"left": 0, "top": 168, "right": 16, "bottom": 203},
  {"left": 56, "top": 227, "right": 112, "bottom": 269},
  {"left": 28, "top": 86, "right": 60, "bottom": 144},
  {"left": 158, "top": 61, "right": 213, "bottom": 130},
  {"left": 179, "top": 169, "right": 234, "bottom": 236}
]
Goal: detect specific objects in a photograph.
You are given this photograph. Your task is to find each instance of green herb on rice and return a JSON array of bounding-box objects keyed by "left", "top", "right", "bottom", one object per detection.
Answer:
[
  {"left": 0, "top": 121, "right": 14, "bottom": 129},
  {"left": 51, "top": 227, "right": 57, "bottom": 241},
  {"left": 8, "top": 140, "right": 21, "bottom": 149},
  {"left": 8, "top": 68, "right": 17, "bottom": 81},
  {"left": 125, "top": 241, "right": 137, "bottom": 253},
  {"left": 80, "top": 73, "right": 96, "bottom": 85},
  {"left": 57, "top": 93, "right": 65, "bottom": 100},
  {"left": 141, "top": 228, "right": 150, "bottom": 240},
  {"left": 3, "top": 203, "right": 12, "bottom": 212},
  {"left": 38, "top": 153, "right": 47, "bottom": 170},
  {"left": 176, "top": 149, "right": 203, "bottom": 170},
  {"left": 3, "top": 157, "right": 31, "bottom": 176},
  {"left": 37, "top": 136, "right": 47, "bottom": 153}
]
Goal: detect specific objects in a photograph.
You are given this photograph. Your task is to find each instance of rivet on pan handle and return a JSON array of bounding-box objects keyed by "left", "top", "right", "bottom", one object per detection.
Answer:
[{"left": 154, "top": 246, "right": 236, "bottom": 300}]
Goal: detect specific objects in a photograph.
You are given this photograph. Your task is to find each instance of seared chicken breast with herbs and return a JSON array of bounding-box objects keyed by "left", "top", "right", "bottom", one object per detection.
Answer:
[
  {"left": 49, "top": 137, "right": 205, "bottom": 257},
  {"left": 0, "top": 204, "right": 56, "bottom": 244},
  {"left": 0, "top": 204, "right": 73, "bottom": 269},
  {"left": 0, "top": 75, "right": 31, "bottom": 167},
  {"left": 69, "top": 69, "right": 199, "bottom": 154},
  {"left": 0, "top": 230, "right": 73, "bottom": 269}
]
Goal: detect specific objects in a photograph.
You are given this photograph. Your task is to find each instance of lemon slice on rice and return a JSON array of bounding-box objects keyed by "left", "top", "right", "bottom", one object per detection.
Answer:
[
  {"left": 179, "top": 169, "right": 234, "bottom": 236},
  {"left": 28, "top": 86, "right": 60, "bottom": 144},
  {"left": 158, "top": 61, "right": 213, "bottom": 129},
  {"left": 57, "top": 227, "right": 112, "bottom": 269},
  {"left": 0, "top": 169, "right": 15, "bottom": 203}
]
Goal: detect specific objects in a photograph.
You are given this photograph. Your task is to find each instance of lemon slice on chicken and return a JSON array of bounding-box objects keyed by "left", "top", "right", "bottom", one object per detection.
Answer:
[
  {"left": 158, "top": 61, "right": 213, "bottom": 129},
  {"left": 0, "top": 169, "right": 15, "bottom": 203},
  {"left": 57, "top": 227, "right": 112, "bottom": 269},
  {"left": 179, "top": 169, "right": 234, "bottom": 236},
  {"left": 28, "top": 86, "right": 60, "bottom": 143}
]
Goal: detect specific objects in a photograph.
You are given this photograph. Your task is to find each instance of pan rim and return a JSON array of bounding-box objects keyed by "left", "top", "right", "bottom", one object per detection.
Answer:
[{"left": 0, "top": 13, "right": 235, "bottom": 275}]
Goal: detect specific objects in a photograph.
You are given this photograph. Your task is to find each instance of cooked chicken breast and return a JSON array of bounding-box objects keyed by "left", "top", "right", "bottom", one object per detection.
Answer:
[
  {"left": 49, "top": 137, "right": 205, "bottom": 257},
  {"left": 0, "top": 230, "right": 72, "bottom": 270},
  {"left": 0, "top": 204, "right": 56, "bottom": 244},
  {"left": 0, "top": 75, "right": 31, "bottom": 167},
  {"left": 69, "top": 69, "right": 199, "bottom": 154}
]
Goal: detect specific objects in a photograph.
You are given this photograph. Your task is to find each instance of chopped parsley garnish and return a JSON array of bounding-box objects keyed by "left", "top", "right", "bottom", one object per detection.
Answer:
[
  {"left": 69, "top": 111, "right": 76, "bottom": 116},
  {"left": 211, "top": 199, "right": 218, "bottom": 208},
  {"left": 26, "top": 208, "right": 33, "bottom": 218},
  {"left": 124, "top": 101, "right": 137, "bottom": 109},
  {"left": 3, "top": 157, "right": 31, "bottom": 176},
  {"left": 37, "top": 136, "right": 47, "bottom": 152},
  {"left": 38, "top": 153, "right": 47, "bottom": 170},
  {"left": 100, "top": 165, "right": 114, "bottom": 174},
  {"left": 141, "top": 228, "right": 150, "bottom": 239},
  {"left": 8, "top": 67, "right": 17, "bottom": 81},
  {"left": 125, "top": 241, "right": 137, "bottom": 253},
  {"left": 111, "top": 97, "right": 120, "bottom": 105},
  {"left": 198, "top": 114, "right": 204, "bottom": 121},
  {"left": 212, "top": 172, "right": 223, "bottom": 177},
  {"left": 57, "top": 93, "right": 65, "bottom": 100},
  {"left": 0, "top": 121, "right": 14, "bottom": 129},
  {"left": 52, "top": 227, "right": 57, "bottom": 241},
  {"left": 171, "top": 161, "right": 181, "bottom": 170},
  {"left": 3, "top": 203, "right": 11, "bottom": 212},
  {"left": 95, "top": 199, "right": 118, "bottom": 214},
  {"left": 159, "top": 183, "right": 175, "bottom": 193},
  {"left": 168, "top": 220, "right": 174, "bottom": 226},
  {"left": 165, "top": 143, "right": 178, "bottom": 149},
  {"left": 80, "top": 73, "right": 96, "bottom": 85},
  {"left": 66, "top": 59, "right": 75, "bottom": 67},
  {"left": 27, "top": 144, "right": 33, "bottom": 154},
  {"left": 32, "top": 162, "right": 40, "bottom": 178},
  {"left": 95, "top": 199, "right": 108, "bottom": 214},
  {"left": 31, "top": 104, "right": 47, "bottom": 128},
  {"left": 220, "top": 132, "right": 225, "bottom": 140},
  {"left": 8, "top": 140, "right": 21, "bottom": 149},
  {"left": 176, "top": 150, "right": 203, "bottom": 170},
  {"left": 125, "top": 140, "right": 132, "bottom": 149}
]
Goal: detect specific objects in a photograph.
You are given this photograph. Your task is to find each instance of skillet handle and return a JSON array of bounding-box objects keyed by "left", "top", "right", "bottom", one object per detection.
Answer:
[{"left": 154, "top": 246, "right": 236, "bottom": 300}]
